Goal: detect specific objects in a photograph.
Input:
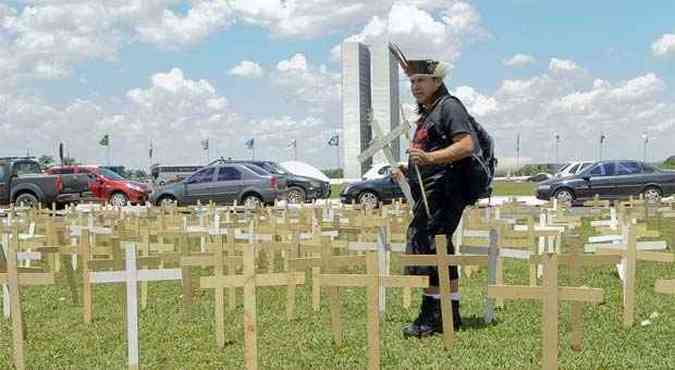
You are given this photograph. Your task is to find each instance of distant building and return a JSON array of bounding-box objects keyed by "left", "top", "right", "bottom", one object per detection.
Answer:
[
  {"left": 342, "top": 42, "right": 372, "bottom": 178},
  {"left": 371, "top": 44, "right": 401, "bottom": 165},
  {"left": 342, "top": 41, "right": 401, "bottom": 178}
]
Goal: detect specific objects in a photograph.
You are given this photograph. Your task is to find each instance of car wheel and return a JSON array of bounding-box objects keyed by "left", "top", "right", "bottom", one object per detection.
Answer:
[
  {"left": 358, "top": 191, "right": 380, "bottom": 209},
  {"left": 243, "top": 194, "right": 263, "bottom": 208},
  {"left": 158, "top": 195, "right": 177, "bottom": 207},
  {"left": 109, "top": 192, "right": 128, "bottom": 207},
  {"left": 553, "top": 188, "right": 575, "bottom": 204},
  {"left": 286, "top": 186, "right": 306, "bottom": 204},
  {"left": 642, "top": 186, "right": 662, "bottom": 203},
  {"left": 15, "top": 193, "right": 39, "bottom": 208}
]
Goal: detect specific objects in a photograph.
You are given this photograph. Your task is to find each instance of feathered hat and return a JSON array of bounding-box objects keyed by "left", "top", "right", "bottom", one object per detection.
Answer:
[{"left": 388, "top": 42, "right": 450, "bottom": 79}]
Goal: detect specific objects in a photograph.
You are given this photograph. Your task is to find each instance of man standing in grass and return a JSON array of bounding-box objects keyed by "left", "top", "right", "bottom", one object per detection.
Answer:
[{"left": 390, "top": 44, "right": 478, "bottom": 337}]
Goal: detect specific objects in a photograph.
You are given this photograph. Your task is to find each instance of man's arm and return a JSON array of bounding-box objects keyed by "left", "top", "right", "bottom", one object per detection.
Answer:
[{"left": 408, "top": 133, "right": 474, "bottom": 166}]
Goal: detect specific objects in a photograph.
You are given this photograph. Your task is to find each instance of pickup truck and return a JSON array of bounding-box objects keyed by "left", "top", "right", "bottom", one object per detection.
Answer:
[{"left": 0, "top": 157, "right": 92, "bottom": 207}]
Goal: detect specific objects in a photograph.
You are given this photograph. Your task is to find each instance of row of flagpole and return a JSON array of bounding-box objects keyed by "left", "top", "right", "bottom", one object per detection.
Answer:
[
  {"left": 512, "top": 131, "right": 653, "bottom": 166},
  {"left": 145, "top": 134, "right": 341, "bottom": 166}
]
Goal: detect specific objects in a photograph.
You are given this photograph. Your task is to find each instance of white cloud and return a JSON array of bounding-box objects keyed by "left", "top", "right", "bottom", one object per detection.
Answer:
[
  {"left": 451, "top": 67, "right": 675, "bottom": 163},
  {"left": 0, "top": 1, "right": 236, "bottom": 85},
  {"left": 652, "top": 33, "right": 675, "bottom": 57},
  {"left": 273, "top": 53, "right": 340, "bottom": 114},
  {"left": 332, "top": 1, "right": 488, "bottom": 63},
  {"left": 502, "top": 53, "right": 536, "bottom": 67},
  {"left": 276, "top": 54, "right": 308, "bottom": 72},
  {"left": 134, "top": 1, "right": 234, "bottom": 48},
  {"left": 452, "top": 86, "right": 499, "bottom": 116},
  {"left": 0, "top": 67, "right": 343, "bottom": 169},
  {"left": 229, "top": 60, "right": 265, "bottom": 78},
  {"left": 548, "top": 58, "right": 582, "bottom": 74}
]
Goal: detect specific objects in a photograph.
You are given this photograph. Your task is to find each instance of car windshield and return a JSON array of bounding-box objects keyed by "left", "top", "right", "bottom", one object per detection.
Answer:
[
  {"left": 579, "top": 163, "right": 593, "bottom": 173},
  {"left": 262, "top": 162, "right": 288, "bottom": 175},
  {"left": 557, "top": 163, "right": 572, "bottom": 173},
  {"left": 99, "top": 168, "right": 125, "bottom": 180}
]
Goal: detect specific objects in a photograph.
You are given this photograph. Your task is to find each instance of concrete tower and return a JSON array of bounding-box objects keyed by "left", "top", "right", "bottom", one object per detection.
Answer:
[
  {"left": 371, "top": 44, "right": 401, "bottom": 164},
  {"left": 342, "top": 42, "right": 372, "bottom": 178}
]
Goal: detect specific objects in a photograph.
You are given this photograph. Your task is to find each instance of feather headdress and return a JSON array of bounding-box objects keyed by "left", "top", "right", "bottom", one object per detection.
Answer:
[{"left": 388, "top": 42, "right": 449, "bottom": 79}]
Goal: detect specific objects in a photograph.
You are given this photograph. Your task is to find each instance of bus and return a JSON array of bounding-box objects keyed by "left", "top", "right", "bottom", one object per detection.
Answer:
[{"left": 150, "top": 164, "right": 203, "bottom": 186}]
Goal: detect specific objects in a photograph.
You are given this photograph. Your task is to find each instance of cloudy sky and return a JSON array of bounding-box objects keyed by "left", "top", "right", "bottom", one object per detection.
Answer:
[{"left": 1, "top": 0, "right": 674, "bottom": 170}]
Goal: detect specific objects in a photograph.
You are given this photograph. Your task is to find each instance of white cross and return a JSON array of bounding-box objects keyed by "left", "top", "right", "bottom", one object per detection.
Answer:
[
  {"left": 90, "top": 243, "right": 182, "bottom": 370},
  {"left": 358, "top": 110, "right": 424, "bottom": 214}
]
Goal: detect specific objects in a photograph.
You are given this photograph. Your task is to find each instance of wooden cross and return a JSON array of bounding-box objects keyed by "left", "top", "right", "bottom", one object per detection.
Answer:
[
  {"left": 89, "top": 242, "right": 182, "bottom": 370},
  {"left": 320, "top": 252, "right": 429, "bottom": 370},
  {"left": 346, "top": 225, "right": 404, "bottom": 313},
  {"left": 529, "top": 234, "right": 620, "bottom": 352},
  {"left": 594, "top": 222, "right": 674, "bottom": 327},
  {"left": 398, "top": 232, "right": 496, "bottom": 348},
  {"left": 358, "top": 109, "right": 422, "bottom": 214},
  {"left": 290, "top": 236, "right": 361, "bottom": 316},
  {"left": 1, "top": 228, "right": 55, "bottom": 370},
  {"left": 199, "top": 233, "right": 306, "bottom": 370},
  {"left": 488, "top": 253, "right": 604, "bottom": 370},
  {"left": 181, "top": 235, "right": 243, "bottom": 348},
  {"left": 655, "top": 280, "right": 675, "bottom": 295}
]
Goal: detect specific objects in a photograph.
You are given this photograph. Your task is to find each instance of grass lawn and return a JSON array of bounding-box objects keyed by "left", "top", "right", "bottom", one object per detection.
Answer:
[
  {"left": 492, "top": 181, "right": 537, "bottom": 196},
  {"left": 1, "top": 220, "right": 674, "bottom": 369},
  {"left": 331, "top": 180, "right": 536, "bottom": 199}
]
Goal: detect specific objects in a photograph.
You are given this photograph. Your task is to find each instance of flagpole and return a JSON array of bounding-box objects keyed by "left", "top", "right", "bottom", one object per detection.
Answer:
[
  {"left": 516, "top": 133, "right": 520, "bottom": 173},
  {"left": 336, "top": 137, "right": 340, "bottom": 170}
]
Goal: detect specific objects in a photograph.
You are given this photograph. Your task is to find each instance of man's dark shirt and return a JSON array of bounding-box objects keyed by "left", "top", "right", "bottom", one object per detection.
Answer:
[{"left": 407, "top": 94, "right": 479, "bottom": 186}]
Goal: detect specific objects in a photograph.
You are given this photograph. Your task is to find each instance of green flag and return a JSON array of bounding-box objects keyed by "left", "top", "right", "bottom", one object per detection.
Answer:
[{"left": 99, "top": 134, "right": 109, "bottom": 146}]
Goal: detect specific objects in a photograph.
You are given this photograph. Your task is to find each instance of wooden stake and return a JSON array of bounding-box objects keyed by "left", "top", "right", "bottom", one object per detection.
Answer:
[
  {"left": 655, "top": 280, "right": 675, "bottom": 295},
  {"left": 488, "top": 254, "right": 604, "bottom": 370},
  {"left": 7, "top": 228, "right": 25, "bottom": 370}
]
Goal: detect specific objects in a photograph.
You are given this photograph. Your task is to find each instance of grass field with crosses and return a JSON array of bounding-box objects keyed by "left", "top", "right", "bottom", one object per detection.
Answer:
[{"left": 1, "top": 202, "right": 674, "bottom": 369}]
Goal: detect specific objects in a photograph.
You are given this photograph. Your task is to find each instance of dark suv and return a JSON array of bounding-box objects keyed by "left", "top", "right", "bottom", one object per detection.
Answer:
[
  {"left": 150, "top": 162, "right": 286, "bottom": 207},
  {"left": 221, "top": 160, "right": 330, "bottom": 203},
  {"left": 535, "top": 160, "right": 675, "bottom": 203}
]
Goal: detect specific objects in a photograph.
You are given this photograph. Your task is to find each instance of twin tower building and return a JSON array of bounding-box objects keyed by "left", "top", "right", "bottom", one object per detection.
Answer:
[{"left": 341, "top": 41, "right": 404, "bottom": 179}]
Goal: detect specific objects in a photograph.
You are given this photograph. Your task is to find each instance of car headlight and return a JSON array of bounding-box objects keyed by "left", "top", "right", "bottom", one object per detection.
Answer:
[{"left": 342, "top": 184, "right": 353, "bottom": 194}]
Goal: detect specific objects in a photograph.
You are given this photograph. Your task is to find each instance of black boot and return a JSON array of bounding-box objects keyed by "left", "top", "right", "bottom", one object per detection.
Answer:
[
  {"left": 451, "top": 300, "right": 462, "bottom": 331},
  {"left": 403, "top": 296, "right": 443, "bottom": 338}
]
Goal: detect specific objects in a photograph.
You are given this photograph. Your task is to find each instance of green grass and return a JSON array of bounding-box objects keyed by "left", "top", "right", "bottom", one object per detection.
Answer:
[
  {"left": 1, "top": 220, "right": 674, "bottom": 369},
  {"left": 330, "top": 181, "right": 536, "bottom": 199},
  {"left": 492, "top": 181, "right": 537, "bottom": 196},
  {"left": 330, "top": 183, "right": 346, "bottom": 198}
]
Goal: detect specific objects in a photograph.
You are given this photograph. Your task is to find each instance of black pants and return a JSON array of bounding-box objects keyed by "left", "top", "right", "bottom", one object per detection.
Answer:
[{"left": 405, "top": 177, "right": 466, "bottom": 287}]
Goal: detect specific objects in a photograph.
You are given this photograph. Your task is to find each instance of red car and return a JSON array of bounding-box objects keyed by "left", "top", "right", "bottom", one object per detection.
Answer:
[{"left": 46, "top": 165, "right": 151, "bottom": 206}]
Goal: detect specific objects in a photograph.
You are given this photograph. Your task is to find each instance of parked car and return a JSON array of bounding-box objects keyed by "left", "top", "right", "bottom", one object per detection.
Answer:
[
  {"left": 362, "top": 162, "right": 407, "bottom": 181},
  {"left": 150, "top": 162, "right": 287, "bottom": 207},
  {"left": 527, "top": 172, "right": 553, "bottom": 182},
  {"left": 0, "top": 157, "right": 91, "bottom": 207},
  {"left": 554, "top": 161, "right": 594, "bottom": 178},
  {"left": 46, "top": 165, "right": 151, "bottom": 206},
  {"left": 535, "top": 160, "right": 675, "bottom": 204},
  {"left": 340, "top": 176, "right": 405, "bottom": 208},
  {"left": 218, "top": 159, "right": 330, "bottom": 203}
]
